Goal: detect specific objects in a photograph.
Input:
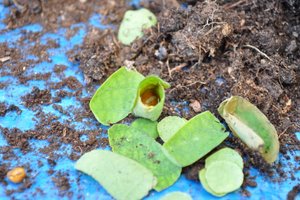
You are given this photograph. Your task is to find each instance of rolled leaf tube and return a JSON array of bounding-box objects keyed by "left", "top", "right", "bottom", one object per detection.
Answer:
[
  {"left": 218, "top": 96, "right": 279, "bottom": 163},
  {"left": 133, "top": 75, "right": 170, "bottom": 121}
]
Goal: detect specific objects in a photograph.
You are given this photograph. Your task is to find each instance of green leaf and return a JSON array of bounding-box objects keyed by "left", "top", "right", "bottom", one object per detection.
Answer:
[
  {"left": 133, "top": 75, "right": 170, "bottom": 121},
  {"left": 199, "top": 169, "right": 226, "bottom": 197},
  {"left": 131, "top": 118, "right": 159, "bottom": 139},
  {"left": 157, "top": 116, "right": 187, "bottom": 142},
  {"left": 205, "top": 161, "right": 244, "bottom": 194},
  {"left": 108, "top": 124, "right": 181, "bottom": 191},
  {"left": 205, "top": 147, "right": 243, "bottom": 169},
  {"left": 118, "top": 8, "right": 157, "bottom": 45},
  {"left": 218, "top": 96, "right": 279, "bottom": 163},
  {"left": 160, "top": 192, "right": 193, "bottom": 200},
  {"left": 75, "top": 150, "right": 157, "bottom": 200},
  {"left": 163, "top": 111, "right": 229, "bottom": 167},
  {"left": 89, "top": 67, "right": 144, "bottom": 125}
]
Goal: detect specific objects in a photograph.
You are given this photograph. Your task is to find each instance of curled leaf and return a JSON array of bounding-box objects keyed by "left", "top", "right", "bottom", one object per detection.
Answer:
[
  {"left": 108, "top": 124, "right": 181, "bottom": 191},
  {"left": 118, "top": 8, "right": 157, "bottom": 45},
  {"left": 133, "top": 75, "right": 170, "bottom": 121},
  {"left": 218, "top": 96, "right": 279, "bottom": 163},
  {"left": 163, "top": 111, "right": 229, "bottom": 167},
  {"left": 75, "top": 150, "right": 157, "bottom": 200},
  {"left": 89, "top": 67, "right": 144, "bottom": 125},
  {"left": 131, "top": 118, "right": 158, "bottom": 139}
]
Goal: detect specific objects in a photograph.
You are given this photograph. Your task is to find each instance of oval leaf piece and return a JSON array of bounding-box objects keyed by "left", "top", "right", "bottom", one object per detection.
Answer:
[
  {"left": 108, "top": 124, "right": 181, "bottom": 191},
  {"left": 131, "top": 118, "right": 158, "bottom": 139},
  {"left": 163, "top": 111, "right": 229, "bottom": 167},
  {"left": 205, "top": 161, "right": 244, "bottom": 194},
  {"left": 75, "top": 150, "right": 157, "bottom": 200},
  {"left": 133, "top": 75, "right": 170, "bottom": 121},
  {"left": 157, "top": 116, "right": 187, "bottom": 142},
  {"left": 89, "top": 67, "right": 144, "bottom": 125},
  {"left": 199, "top": 169, "right": 226, "bottom": 197},
  {"left": 218, "top": 96, "right": 279, "bottom": 163},
  {"left": 118, "top": 8, "right": 157, "bottom": 45},
  {"left": 205, "top": 147, "right": 243, "bottom": 169},
  {"left": 160, "top": 192, "right": 192, "bottom": 200}
]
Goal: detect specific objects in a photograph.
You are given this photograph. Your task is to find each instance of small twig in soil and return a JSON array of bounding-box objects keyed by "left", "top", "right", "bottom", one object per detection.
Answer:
[
  {"left": 170, "top": 63, "right": 187, "bottom": 74},
  {"left": 243, "top": 44, "right": 273, "bottom": 61},
  {"left": 278, "top": 126, "right": 290, "bottom": 139},
  {"left": 166, "top": 59, "right": 172, "bottom": 78},
  {"left": 0, "top": 56, "right": 11, "bottom": 63},
  {"left": 224, "top": 0, "right": 248, "bottom": 10}
]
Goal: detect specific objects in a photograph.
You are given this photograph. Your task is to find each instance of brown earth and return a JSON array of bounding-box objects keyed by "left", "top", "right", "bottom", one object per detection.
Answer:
[{"left": 0, "top": 0, "right": 299, "bottom": 198}]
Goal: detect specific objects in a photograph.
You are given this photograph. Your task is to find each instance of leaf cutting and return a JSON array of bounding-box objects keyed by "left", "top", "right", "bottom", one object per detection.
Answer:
[
  {"left": 108, "top": 124, "right": 181, "bottom": 191},
  {"left": 218, "top": 96, "right": 280, "bottom": 163},
  {"left": 75, "top": 150, "right": 157, "bottom": 200}
]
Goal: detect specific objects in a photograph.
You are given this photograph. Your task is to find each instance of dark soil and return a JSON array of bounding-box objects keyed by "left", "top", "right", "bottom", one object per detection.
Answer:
[
  {"left": 287, "top": 184, "right": 300, "bottom": 200},
  {"left": 1, "top": 0, "right": 299, "bottom": 198}
]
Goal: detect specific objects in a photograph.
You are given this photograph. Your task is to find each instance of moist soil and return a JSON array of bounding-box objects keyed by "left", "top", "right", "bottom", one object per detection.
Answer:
[{"left": 0, "top": 0, "right": 299, "bottom": 199}]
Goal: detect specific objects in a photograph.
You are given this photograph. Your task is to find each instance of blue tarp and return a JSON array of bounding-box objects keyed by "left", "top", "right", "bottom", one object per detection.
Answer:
[{"left": 0, "top": 1, "right": 299, "bottom": 199}]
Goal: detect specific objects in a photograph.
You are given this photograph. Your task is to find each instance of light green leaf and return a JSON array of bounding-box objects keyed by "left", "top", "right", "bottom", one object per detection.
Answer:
[
  {"left": 108, "top": 124, "right": 181, "bottom": 191},
  {"left": 118, "top": 8, "right": 157, "bottom": 45},
  {"left": 133, "top": 75, "right": 170, "bottom": 121},
  {"left": 131, "top": 118, "right": 158, "bottom": 139},
  {"left": 218, "top": 96, "right": 279, "bottom": 163},
  {"left": 75, "top": 150, "right": 157, "bottom": 200},
  {"left": 89, "top": 67, "right": 144, "bottom": 125},
  {"left": 205, "top": 147, "right": 243, "bottom": 169},
  {"left": 205, "top": 161, "right": 244, "bottom": 194},
  {"left": 157, "top": 116, "right": 187, "bottom": 142},
  {"left": 199, "top": 169, "right": 226, "bottom": 197},
  {"left": 160, "top": 192, "right": 193, "bottom": 200},
  {"left": 163, "top": 111, "right": 229, "bottom": 167}
]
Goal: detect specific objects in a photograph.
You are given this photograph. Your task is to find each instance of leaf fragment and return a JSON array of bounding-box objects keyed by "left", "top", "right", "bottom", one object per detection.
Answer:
[
  {"left": 89, "top": 67, "right": 144, "bottom": 125},
  {"left": 131, "top": 118, "right": 158, "bottom": 139},
  {"left": 205, "top": 161, "right": 244, "bottom": 194},
  {"left": 133, "top": 75, "right": 170, "bottom": 121},
  {"left": 108, "top": 124, "right": 181, "bottom": 191},
  {"left": 163, "top": 111, "right": 229, "bottom": 167},
  {"left": 218, "top": 96, "right": 279, "bottom": 163},
  {"left": 160, "top": 192, "right": 192, "bottom": 200},
  {"left": 118, "top": 8, "right": 157, "bottom": 45},
  {"left": 199, "top": 169, "right": 226, "bottom": 197},
  {"left": 75, "top": 150, "right": 157, "bottom": 200},
  {"left": 205, "top": 147, "right": 243, "bottom": 169},
  {"left": 157, "top": 116, "right": 187, "bottom": 142}
]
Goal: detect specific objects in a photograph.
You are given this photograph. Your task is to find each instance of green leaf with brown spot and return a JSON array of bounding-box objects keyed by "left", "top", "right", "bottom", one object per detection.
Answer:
[{"left": 108, "top": 124, "right": 181, "bottom": 191}]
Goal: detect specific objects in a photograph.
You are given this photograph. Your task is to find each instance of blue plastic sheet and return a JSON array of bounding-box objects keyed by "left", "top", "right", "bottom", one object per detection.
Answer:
[{"left": 0, "top": 1, "right": 299, "bottom": 199}]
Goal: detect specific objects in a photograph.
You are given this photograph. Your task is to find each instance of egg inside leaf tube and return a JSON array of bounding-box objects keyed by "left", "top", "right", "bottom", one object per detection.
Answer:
[{"left": 133, "top": 75, "right": 170, "bottom": 121}]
